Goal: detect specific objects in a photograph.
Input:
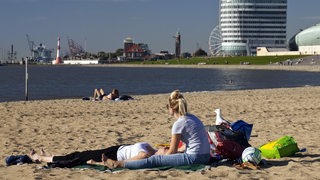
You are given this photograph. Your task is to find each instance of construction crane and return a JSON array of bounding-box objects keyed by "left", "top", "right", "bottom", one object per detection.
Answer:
[
  {"left": 67, "top": 37, "right": 85, "bottom": 58},
  {"left": 26, "top": 34, "right": 35, "bottom": 58}
]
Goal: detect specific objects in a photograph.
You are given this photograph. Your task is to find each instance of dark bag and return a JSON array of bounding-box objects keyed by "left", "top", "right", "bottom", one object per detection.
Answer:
[
  {"left": 206, "top": 125, "right": 251, "bottom": 160},
  {"left": 119, "top": 95, "right": 134, "bottom": 101},
  {"left": 47, "top": 158, "right": 84, "bottom": 168},
  {"left": 5, "top": 155, "right": 33, "bottom": 166},
  {"left": 231, "top": 120, "right": 253, "bottom": 141}
]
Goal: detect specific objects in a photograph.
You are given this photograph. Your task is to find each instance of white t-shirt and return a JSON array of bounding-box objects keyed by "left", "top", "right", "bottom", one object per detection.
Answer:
[
  {"left": 172, "top": 114, "right": 210, "bottom": 154},
  {"left": 117, "top": 142, "right": 152, "bottom": 161}
]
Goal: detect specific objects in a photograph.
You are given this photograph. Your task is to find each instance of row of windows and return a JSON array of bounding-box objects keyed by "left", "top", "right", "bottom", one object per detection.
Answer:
[
  {"left": 221, "top": 25, "right": 286, "bottom": 29},
  {"left": 221, "top": 21, "right": 286, "bottom": 24},
  {"left": 223, "top": 35, "right": 286, "bottom": 39},
  {"left": 221, "top": 5, "right": 287, "bottom": 9},
  {"left": 221, "top": 11, "right": 286, "bottom": 15},
  {"left": 220, "top": 16, "right": 286, "bottom": 20},
  {"left": 222, "top": 30, "right": 286, "bottom": 34},
  {"left": 221, "top": 0, "right": 287, "bottom": 4},
  {"left": 223, "top": 39, "right": 286, "bottom": 45}
]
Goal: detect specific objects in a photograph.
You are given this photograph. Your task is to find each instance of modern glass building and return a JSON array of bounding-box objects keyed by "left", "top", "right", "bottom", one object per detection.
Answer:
[{"left": 209, "top": 0, "right": 287, "bottom": 56}]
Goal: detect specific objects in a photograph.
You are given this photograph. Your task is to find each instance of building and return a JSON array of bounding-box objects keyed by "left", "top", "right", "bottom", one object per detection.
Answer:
[
  {"left": 289, "top": 23, "right": 320, "bottom": 55},
  {"left": 174, "top": 31, "right": 181, "bottom": 58},
  {"left": 258, "top": 23, "right": 320, "bottom": 56},
  {"left": 123, "top": 37, "right": 150, "bottom": 60},
  {"left": 209, "top": 0, "right": 287, "bottom": 56}
]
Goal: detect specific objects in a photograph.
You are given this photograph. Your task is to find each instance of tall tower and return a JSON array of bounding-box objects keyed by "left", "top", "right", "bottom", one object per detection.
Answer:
[
  {"left": 123, "top": 37, "right": 134, "bottom": 57},
  {"left": 174, "top": 31, "right": 181, "bottom": 58},
  {"left": 54, "top": 36, "right": 62, "bottom": 64},
  {"left": 209, "top": 0, "right": 287, "bottom": 56}
]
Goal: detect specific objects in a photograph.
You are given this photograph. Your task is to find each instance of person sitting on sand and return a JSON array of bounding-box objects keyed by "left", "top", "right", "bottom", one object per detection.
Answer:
[
  {"left": 93, "top": 88, "right": 119, "bottom": 101},
  {"left": 92, "top": 90, "right": 210, "bottom": 169},
  {"left": 30, "top": 142, "right": 166, "bottom": 166}
]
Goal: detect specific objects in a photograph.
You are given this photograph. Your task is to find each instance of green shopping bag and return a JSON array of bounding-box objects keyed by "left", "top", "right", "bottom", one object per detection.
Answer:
[{"left": 259, "top": 136, "right": 299, "bottom": 159}]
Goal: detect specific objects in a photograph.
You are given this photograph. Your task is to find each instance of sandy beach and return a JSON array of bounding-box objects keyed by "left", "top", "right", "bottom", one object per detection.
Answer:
[{"left": 0, "top": 83, "right": 319, "bottom": 179}]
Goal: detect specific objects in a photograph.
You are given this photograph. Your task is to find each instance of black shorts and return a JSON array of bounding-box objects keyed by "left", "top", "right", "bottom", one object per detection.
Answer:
[
  {"left": 99, "top": 94, "right": 107, "bottom": 100},
  {"left": 52, "top": 145, "right": 122, "bottom": 162}
]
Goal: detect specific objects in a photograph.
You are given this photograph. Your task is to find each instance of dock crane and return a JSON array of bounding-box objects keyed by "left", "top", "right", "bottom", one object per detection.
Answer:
[{"left": 26, "top": 34, "right": 35, "bottom": 59}]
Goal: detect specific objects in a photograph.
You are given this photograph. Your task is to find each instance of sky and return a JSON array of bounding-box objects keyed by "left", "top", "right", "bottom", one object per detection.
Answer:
[{"left": 1, "top": 0, "right": 320, "bottom": 60}]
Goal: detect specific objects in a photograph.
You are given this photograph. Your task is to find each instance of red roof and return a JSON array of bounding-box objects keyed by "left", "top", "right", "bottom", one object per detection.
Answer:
[{"left": 127, "top": 44, "right": 145, "bottom": 53}]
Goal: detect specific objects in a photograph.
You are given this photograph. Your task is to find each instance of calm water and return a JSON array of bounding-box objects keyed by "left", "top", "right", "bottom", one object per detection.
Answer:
[{"left": 1, "top": 65, "right": 320, "bottom": 102}]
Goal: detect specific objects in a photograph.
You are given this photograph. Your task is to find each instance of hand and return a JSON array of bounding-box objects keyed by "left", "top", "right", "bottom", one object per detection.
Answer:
[{"left": 155, "top": 147, "right": 169, "bottom": 155}]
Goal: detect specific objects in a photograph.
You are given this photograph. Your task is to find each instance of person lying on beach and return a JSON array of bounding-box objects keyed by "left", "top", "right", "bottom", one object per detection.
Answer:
[
  {"left": 93, "top": 88, "right": 119, "bottom": 101},
  {"left": 29, "top": 142, "right": 164, "bottom": 166},
  {"left": 93, "top": 90, "right": 210, "bottom": 169}
]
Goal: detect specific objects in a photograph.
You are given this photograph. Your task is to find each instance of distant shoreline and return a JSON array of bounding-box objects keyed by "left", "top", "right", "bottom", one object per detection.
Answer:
[
  {"left": 5, "top": 62, "right": 320, "bottom": 72},
  {"left": 85, "top": 64, "right": 320, "bottom": 72}
]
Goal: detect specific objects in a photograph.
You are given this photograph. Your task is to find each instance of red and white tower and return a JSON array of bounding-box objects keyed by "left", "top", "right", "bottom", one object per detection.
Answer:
[{"left": 54, "top": 36, "right": 62, "bottom": 64}]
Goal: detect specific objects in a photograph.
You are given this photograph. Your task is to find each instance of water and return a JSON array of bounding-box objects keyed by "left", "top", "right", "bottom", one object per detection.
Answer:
[{"left": 1, "top": 65, "right": 320, "bottom": 102}]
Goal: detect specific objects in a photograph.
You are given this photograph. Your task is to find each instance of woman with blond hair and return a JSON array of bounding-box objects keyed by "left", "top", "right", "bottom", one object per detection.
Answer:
[{"left": 97, "top": 90, "right": 210, "bottom": 169}]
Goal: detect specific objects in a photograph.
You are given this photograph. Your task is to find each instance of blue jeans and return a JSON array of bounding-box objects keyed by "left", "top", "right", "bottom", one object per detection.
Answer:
[{"left": 124, "top": 153, "right": 210, "bottom": 169}]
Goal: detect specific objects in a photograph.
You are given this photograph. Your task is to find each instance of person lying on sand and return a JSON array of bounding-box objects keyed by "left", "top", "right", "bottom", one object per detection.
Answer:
[
  {"left": 90, "top": 90, "right": 210, "bottom": 169},
  {"left": 30, "top": 142, "right": 167, "bottom": 166},
  {"left": 93, "top": 88, "right": 119, "bottom": 101}
]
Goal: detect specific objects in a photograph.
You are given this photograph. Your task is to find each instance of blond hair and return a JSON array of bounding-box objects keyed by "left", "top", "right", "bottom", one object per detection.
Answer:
[{"left": 169, "top": 90, "right": 188, "bottom": 116}]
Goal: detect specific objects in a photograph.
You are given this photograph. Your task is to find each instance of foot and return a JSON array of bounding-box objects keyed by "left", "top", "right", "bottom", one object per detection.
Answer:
[
  {"left": 86, "top": 159, "right": 98, "bottom": 164},
  {"left": 101, "top": 153, "right": 117, "bottom": 169}
]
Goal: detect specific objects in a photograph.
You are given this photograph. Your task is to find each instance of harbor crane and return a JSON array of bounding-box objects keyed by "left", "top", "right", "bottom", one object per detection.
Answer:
[{"left": 26, "top": 34, "right": 35, "bottom": 58}]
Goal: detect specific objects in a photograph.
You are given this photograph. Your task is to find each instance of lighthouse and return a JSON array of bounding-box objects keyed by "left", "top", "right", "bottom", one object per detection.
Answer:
[
  {"left": 53, "top": 36, "right": 62, "bottom": 64},
  {"left": 174, "top": 31, "right": 181, "bottom": 58}
]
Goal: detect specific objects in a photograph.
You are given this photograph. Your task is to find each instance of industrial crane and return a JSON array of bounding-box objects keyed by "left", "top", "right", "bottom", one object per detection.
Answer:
[{"left": 26, "top": 34, "right": 35, "bottom": 58}]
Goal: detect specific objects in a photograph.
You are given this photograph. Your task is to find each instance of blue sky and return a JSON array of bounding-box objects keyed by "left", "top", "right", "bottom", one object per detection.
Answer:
[{"left": 1, "top": 0, "right": 320, "bottom": 59}]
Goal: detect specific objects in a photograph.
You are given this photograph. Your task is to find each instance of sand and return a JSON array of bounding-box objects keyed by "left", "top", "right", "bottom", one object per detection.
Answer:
[{"left": 0, "top": 66, "right": 319, "bottom": 179}]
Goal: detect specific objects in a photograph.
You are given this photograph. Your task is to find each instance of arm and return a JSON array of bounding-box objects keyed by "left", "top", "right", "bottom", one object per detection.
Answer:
[{"left": 165, "top": 134, "right": 181, "bottom": 155}]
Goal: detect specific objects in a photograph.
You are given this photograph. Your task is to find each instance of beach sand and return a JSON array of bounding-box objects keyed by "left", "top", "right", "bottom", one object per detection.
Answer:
[{"left": 0, "top": 86, "right": 319, "bottom": 179}]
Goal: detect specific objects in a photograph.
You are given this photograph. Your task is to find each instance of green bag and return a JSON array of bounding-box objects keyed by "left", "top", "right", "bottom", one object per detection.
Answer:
[{"left": 259, "top": 136, "right": 299, "bottom": 159}]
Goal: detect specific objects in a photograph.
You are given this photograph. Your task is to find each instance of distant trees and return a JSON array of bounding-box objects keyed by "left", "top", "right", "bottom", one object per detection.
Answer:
[
  {"left": 96, "top": 48, "right": 124, "bottom": 60},
  {"left": 193, "top": 48, "right": 207, "bottom": 57}
]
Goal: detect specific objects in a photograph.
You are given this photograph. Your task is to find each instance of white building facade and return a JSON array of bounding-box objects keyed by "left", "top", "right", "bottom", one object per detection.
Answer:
[{"left": 211, "top": 0, "right": 287, "bottom": 56}]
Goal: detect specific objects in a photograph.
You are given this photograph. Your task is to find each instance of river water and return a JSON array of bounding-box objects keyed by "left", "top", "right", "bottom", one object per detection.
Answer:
[{"left": 1, "top": 65, "right": 319, "bottom": 102}]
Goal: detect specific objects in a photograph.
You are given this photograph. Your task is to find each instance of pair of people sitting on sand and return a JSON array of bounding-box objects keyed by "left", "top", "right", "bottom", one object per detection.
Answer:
[{"left": 30, "top": 90, "right": 210, "bottom": 169}]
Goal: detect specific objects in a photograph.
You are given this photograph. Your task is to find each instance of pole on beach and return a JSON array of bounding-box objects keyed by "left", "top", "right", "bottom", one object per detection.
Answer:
[{"left": 25, "top": 57, "right": 28, "bottom": 101}]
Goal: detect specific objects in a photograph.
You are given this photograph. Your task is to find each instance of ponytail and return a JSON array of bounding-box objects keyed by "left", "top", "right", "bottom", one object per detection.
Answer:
[{"left": 169, "top": 90, "right": 188, "bottom": 116}]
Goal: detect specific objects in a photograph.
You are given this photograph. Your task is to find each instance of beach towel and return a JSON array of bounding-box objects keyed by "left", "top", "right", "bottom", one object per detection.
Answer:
[{"left": 71, "top": 164, "right": 210, "bottom": 173}]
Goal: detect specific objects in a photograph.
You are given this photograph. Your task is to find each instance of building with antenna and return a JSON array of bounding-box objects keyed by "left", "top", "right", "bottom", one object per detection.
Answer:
[{"left": 209, "top": 0, "right": 287, "bottom": 56}]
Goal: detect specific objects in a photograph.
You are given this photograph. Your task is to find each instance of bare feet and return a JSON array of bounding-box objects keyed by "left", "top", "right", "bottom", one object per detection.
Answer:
[
  {"left": 101, "top": 153, "right": 117, "bottom": 169},
  {"left": 86, "top": 159, "right": 97, "bottom": 164}
]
